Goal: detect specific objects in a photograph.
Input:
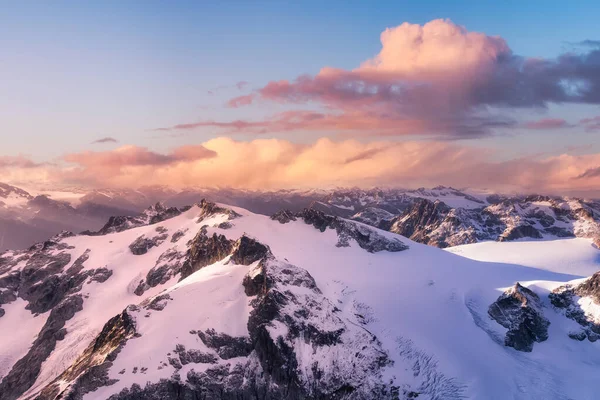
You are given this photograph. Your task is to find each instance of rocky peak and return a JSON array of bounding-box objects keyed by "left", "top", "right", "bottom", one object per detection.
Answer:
[
  {"left": 270, "top": 209, "right": 296, "bottom": 224},
  {"left": 488, "top": 283, "right": 549, "bottom": 352},
  {"left": 294, "top": 208, "right": 408, "bottom": 253},
  {"left": 178, "top": 227, "right": 234, "bottom": 281},
  {"left": 83, "top": 203, "right": 183, "bottom": 236},
  {"left": 0, "top": 182, "right": 33, "bottom": 200},
  {"left": 550, "top": 272, "right": 600, "bottom": 342},
  {"left": 230, "top": 236, "right": 270, "bottom": 266},
  {"left": 196, "top": 199, "right": 241, "bottom": 222}
]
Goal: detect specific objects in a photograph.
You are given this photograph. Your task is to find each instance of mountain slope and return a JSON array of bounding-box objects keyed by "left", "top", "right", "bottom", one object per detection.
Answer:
[{"left": 1, "top": 202, "right": 600, "bottom": 399}]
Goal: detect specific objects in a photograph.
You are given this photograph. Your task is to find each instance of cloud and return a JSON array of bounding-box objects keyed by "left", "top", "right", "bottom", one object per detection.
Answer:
[
  {"left": 522, "top": 118, "right": 570, "bottom": 130},
  {"left": 0, "top": 155, "right": 43, "bottom": 169},
  {"left": 236, "top": 81, "right": 249, "bottom": 90},
  {"left": 580, "top": 116, "right": 600, "bottom": 131},
  {"left": 2, "top": 137, "right": 597, "bottom": 197},
  {"left": 174, "top": 19, "right": 600, "bottom": 139},
  {"left": 91, "top": 137, "right": 118, "bottom": 144},
  {"left": 577, "top": 40, "right": 600, "bottom": 48},
  {"left": 576, "top": 166, "right": 600, "bottom": 179},
  {"left": 157, "top": 109, "right": 516, "bottom": 139},
  {"left": 64, "top": 145, "right": 215, "bottom": 168},
  {"left": 227, "top": 94, "right": 256, "bottom": 108}
]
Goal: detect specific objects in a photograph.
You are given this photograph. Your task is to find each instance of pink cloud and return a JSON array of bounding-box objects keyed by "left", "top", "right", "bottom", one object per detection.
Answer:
[
  {"left": 195, "top": 19, "right": 600, "bottom": 139},
  {"left": 227, "top": 94, "right": 256, "bottom": 108},
  {"left": 0, "top": 155, "right": 42, "bottom": 169},
  {"left": 3, "top": 138, "right": 599, "bottom": 198},
  {"left": 581, "top": 116, "right": 600, "bottom": 132},
  {"left": 63, "top": 145, "right": 215, "bottom": 171},
  {"left": 523, "top": 118, "right": 570, "bottom": 130},
  {"left": 236, "top": 81, "right": 249, "bottom": 90}
]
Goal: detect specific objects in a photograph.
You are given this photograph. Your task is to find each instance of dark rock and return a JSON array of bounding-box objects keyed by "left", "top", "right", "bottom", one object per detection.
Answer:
[
  {"left": 178, "top": 227, "right": 233, "bottom": 281},
  {"left": 197, "top": 328, "right": 253, "bottom": 360},
  {"left": 134, "top": 248, "right": 186, "bottom": 296},
  {"left": 196, "top": 199, "right": 241, "bottom": 223},
  {"left": 550, "top": 272, "right": 600, "bottom": 341},
  {"left": 144, "top": 294, "right": 172, "bottom": 311},
  {"left": 488, "top": 283, "right": 550, "bottom": 352},
  {"left": 499, "top": 225, "right": 543, "bottom": 242},
  {"left": 173, "top": 344, "right": 218, "bottom": 365},
  {"left": 129, "top": 233, "right": 168, "bottom": 256},
  {"left": 35, "top": 306, "right": 137, "bottom": 400},
  {"left": 296, "top": 208, "right": 408, "bottom": 253},
  {"left": 230, "top": 236, "right": 269, "bottom": 266},
  {"left": 569, "top": 331, "right": 587, "bottom": 341},
  {"left": 544, "top": 226, "right": 576, "bottom": 237},
  {"left": 170, "top": 229, "right": 187, "bottom": 243},
  {"left": 90, "top": 268, "right": 113, "bottom": 283},
  {"left": 217, "top": 221, "right": 233, "bottom": 229},
  {"left": 271, "top": 209, "right": 297, "bottom": 224},
  {"left": 0, "top": 295, "right": 84, "bottom": 400}
]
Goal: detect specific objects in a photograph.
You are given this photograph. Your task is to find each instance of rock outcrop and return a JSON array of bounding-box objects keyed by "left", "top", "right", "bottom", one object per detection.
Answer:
[
  {"left": 488, "top": 283, "right": 550, "bottom": 352},
  {"left": 289, "top": 208, "right": 408, "bottom": 253},
  {"left": 550, "top": 272, "right": 600, "bottom": 342}
]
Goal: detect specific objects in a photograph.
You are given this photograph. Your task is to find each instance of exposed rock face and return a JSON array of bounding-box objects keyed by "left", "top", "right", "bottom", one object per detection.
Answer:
[
  {"left": 230, "top": 236, "right": 269, "bottom": 265},
  {"left": 83, "top": 203, "right": 182, "bottom": 236},
  {"left": 295, "top": 208, "right": 408, "bottom": 253},
  {"left": 178, "top": 227, "right": 234, "bottom": 281},
  {"left": 389, "top": 199, "right": 495, "bottom": 248},
  {"left": 35, "top": 307, "right": 138, "bottom": 400},
  {"left": 0, "top": 237, "right": 107, "bottom": 317},
  {"left": 0, "top": 295, "right": 84, "bottom": 400},
  {"left": 550, "top": 272, "right": 600, "bottom": 342},
  {"left": 170, "top": 229, "right": 187, "bottom": 243},
  {"left": 488, "top": 283, "right": 550, "bottom": 352},
  {"left": 196, "top": 199, "right": 241, "bottom": 223},
  {"left": 351, "top": 206, "right": 395, "bottom": 229},
  {"left": 270, "top": 209, "right": 296, "bottom": 224},
  {"left": 0, "top": 232, "right": 120, "bottom": 399},
  {"left": 498, "top": 224, "right": 542, "bottom": 241},
  {"left": 197, "top": 329, "right": 253, "bottom": 360},
  {"left": 128, "top": 232, "right": 169, "bottom": 256}
]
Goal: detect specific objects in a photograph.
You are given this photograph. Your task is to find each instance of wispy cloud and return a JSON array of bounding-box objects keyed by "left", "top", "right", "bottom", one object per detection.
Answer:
[
  {"left": 91, "top": 137, "right": 118, "bottom": 144},
  {"left": 575, "top": 166, "right": 600, "bottom": 179},
  {"left": 522, "top": 118, "right": 571, "bottom": 130}
]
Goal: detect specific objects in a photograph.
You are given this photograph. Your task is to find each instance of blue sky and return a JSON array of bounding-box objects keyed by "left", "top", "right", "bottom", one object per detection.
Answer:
[{"left": 1, "top": 0, "right": 599, "bottom": 162}]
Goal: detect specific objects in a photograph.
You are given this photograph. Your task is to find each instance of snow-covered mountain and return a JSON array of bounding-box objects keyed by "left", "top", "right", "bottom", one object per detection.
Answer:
[
  {"left": 2, "top": 182, "right": 600, "bottom": 251},
  {"left": 384, "top": 195, "right": 600, "bottom": 248},
  {"left": 1, "top": 200, "right": 600, "bottom": 399}
]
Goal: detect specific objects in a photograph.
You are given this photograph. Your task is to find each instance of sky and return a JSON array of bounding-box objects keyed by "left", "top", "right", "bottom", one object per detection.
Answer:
[{"left": 1, "top": 1, "right": 600, "bottom": 195}]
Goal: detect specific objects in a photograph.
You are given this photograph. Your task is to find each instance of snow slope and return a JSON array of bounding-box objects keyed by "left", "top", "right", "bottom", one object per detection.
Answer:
[
  {"left": 1, "top": 202, "right": 600, "bottom": 399},
  {"left": 447, "top": 238, "right": 600, "bottom": 277}
]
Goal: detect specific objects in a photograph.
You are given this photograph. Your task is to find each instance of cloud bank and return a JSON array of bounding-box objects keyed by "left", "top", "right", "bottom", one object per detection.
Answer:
[{"left": 2, "top": 138, "right": 600, "bottom": 197}]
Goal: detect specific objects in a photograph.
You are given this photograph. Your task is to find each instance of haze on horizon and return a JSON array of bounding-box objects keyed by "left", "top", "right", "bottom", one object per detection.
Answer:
[{"left": 1, "top": 1, "right": 600, "bottom": 197}]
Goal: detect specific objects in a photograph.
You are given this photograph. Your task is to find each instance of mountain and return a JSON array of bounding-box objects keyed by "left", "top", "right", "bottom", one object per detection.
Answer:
[
  {"left": 2, "top": 182, "right": 600, "bottom": 251},
  {"left": 385, "top": 196, "right": 600, "bottom": 248},
  {"left": 1, "top": 201, "right": 600, "bottom": 399}
]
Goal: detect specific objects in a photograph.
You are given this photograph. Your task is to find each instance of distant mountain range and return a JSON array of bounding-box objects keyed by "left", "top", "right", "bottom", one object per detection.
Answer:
[{"left": 1, "top": 183, "right": 599, "bottom": 251}]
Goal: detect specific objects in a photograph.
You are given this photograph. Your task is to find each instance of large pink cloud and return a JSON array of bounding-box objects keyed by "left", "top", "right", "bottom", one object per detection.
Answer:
[
  {"left": 3, "top": 138, "right": 600, "bottom": 197},
  {"left": 165, "top": 19, "right": 599, "bottom": 139}
]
